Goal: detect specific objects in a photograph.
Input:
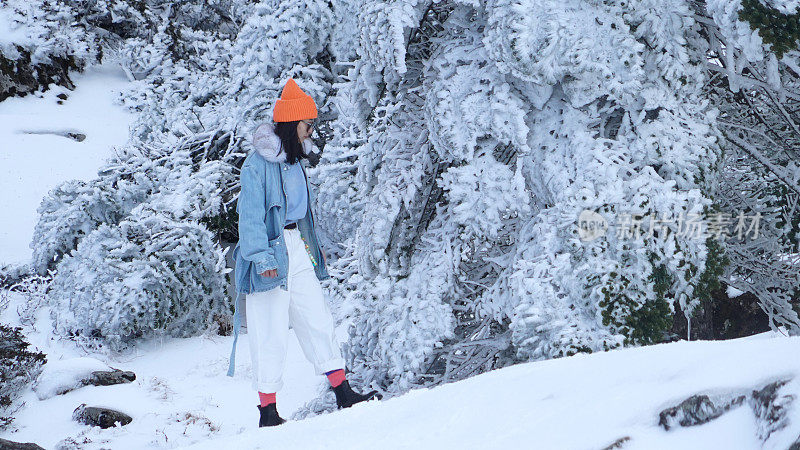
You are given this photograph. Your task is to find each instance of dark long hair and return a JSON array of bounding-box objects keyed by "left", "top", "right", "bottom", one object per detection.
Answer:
[{"left": 273, "top": 120, "right": 310, "bottom": 165}]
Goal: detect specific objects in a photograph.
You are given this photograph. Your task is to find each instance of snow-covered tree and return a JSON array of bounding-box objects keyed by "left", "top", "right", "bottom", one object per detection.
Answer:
[
  {"left": 31, "top": 0, "right": 342, "bottom": 354},
  {"left": 0, "top": 324, "right": 46, "bottom": 429},
  {"left": 313, "top": 0, "right": 733, "bottom": 397},
  {"left": 49, "top": 203, "right": 229, "bottom": 352},
  {"left": 30, "top": 171, "right": 149, "bottom": 276},
  {"left": 696, "top": 0, "right": 800, "bottom": 333},
  {"left": 0, "top": 0, "right": 99, "bottom": 100}
]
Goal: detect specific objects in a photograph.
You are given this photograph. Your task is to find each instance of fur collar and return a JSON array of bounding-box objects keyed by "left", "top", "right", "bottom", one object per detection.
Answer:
[{"left": 252, "top": 121, "right": 315, "bottom": 163}]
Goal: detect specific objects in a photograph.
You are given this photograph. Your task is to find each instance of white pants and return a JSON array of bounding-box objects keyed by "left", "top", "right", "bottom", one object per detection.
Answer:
[{"left": 245, "top": 226, "right": 345, "bottom": 393}]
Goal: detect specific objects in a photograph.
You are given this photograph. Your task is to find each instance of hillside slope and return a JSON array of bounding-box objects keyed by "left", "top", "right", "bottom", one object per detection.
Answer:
[{"left": 182, "top": 332, "right": 800, "bottom": 450}]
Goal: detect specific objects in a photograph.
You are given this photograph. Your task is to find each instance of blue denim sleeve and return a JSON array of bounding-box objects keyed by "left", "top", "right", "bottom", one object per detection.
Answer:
[{"left": 238, "top": 161, "right": 277, "bottom": 274}]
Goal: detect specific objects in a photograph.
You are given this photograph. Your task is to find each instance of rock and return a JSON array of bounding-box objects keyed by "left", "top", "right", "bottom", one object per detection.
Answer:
[
  {"left": 599, "top": 436, "right": 630, "bottom": 449},
  {"left": 18, "top": 130, "right": 86, "bottom": 142},
  {"left": 72, "top": 404, "right": 132, "bottom": 429},
  {"left": 658, "top": 378, "right": 796, "bottom": 447},
  {"left": 0, "top": 438, "right": 45, "bottom": 449},
  {"left": 33, "top": 357, "right": 109, "bottom": 400},
  {"left": 0, "top": 48, "right": 79, "bottom": 103},
  {"left": 658, "top": 394, "right": 744, "bottom": 430},
  {"left": 749, "top": 379, "right": 794, "bottom": 441},
  {"left": 34, "top": 358, "right": 136, "bottom": 399},
  {"left": 65, "top": 132, "right": 86, "bottom": 142},
  {"left": 84, "top": 369, "right": 136, "bottom": 387}
]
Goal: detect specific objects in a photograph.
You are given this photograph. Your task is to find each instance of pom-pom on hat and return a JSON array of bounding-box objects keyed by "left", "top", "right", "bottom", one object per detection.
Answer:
[{"left": 272, "top": 78, "right": 318, "bottom": 123}]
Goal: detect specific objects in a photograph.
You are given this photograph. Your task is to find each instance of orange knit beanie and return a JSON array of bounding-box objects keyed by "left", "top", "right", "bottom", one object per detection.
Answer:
[{"left": 272, "top": 78, "right": 318, "bottom": 123}]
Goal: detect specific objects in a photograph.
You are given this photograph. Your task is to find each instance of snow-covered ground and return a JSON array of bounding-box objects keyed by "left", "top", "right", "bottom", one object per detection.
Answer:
[
  {"left": 0, "top": 289, "right": 351, "bottom": 449},
  {"left": 0, "top": 58, "right": 134, "bottom": 266},
  {"left": 2, "top": 287, "right": 800, "bottom": 450},
  {"left": 185, "top": 332, "right": 800, "bottom": 450}
]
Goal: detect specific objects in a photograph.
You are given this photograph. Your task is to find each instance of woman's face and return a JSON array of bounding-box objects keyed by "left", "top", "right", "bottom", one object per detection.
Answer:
[{"left": 297, "top": 119, "right": 315, "bottom": 142}]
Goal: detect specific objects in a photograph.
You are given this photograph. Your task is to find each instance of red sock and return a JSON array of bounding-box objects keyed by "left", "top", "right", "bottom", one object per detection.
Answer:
[
  {"left": 259, "top": 392, "right": 276, "bottom": 407},
  {"left": 326, "top": 369, "right": 346, "bottom": 388}
]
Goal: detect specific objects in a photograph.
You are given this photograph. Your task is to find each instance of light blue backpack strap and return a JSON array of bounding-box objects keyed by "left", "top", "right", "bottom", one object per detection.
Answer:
[{"left": 227, "top": 291, "right": 243, "bottom": 377}]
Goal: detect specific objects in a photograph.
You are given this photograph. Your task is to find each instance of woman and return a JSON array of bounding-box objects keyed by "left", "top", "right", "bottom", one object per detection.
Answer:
[{"left": 228, "top": 78, "right": 380, "bottom": 427}]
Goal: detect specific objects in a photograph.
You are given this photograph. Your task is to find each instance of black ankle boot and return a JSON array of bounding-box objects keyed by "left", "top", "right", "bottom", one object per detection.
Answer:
[
  {"left": 332, "top": 379, "right": 383, "bottom": 409},
  {"left": 257, "top": 403, "right": 286, "bottom": 427}
]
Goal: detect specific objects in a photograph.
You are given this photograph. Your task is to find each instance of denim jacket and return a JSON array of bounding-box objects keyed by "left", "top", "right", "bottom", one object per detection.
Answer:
[
  {"left": 232, "top": 122, "right": 330, "bottom": 293},
  {"left": 228, "top": 121, "right": 330, "bottom": 376}
]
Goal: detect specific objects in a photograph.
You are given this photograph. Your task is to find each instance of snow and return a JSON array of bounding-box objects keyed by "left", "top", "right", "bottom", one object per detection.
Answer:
[
  {"left": 762, "top": 0, "right": 800, "bottom": 14},
  {"left": 0, "top": 59, "right": 135, "bottom": 266},
  {"left": 727, "top": 285, "right": 745, "bottom": 298},
  {"left": 179, "top": 333, "right": 800, "bottom": 450},
  {"left": 0, "top": 289, "right": 349, "bottom": 449},
  {"left": 3, "top": 287, "right": 800, "bottom": 449},
  {"left": 33, "top": 357, "right": 110, "bottom": 400},
  {"left": 0, "top": 7, "right": 29, "bottom": 49}
]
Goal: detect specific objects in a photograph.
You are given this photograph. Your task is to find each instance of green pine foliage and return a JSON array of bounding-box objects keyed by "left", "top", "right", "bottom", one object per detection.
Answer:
[
  {"left": 597, "top": 253, "right": 674, "bottom": 347},
  {"left": 739, "top": 0, "right": 800, "bottom": 59},
  {"left": 0, "top": 324, "right": 46, "bottom": 429},
  {"left": 694, "top": 235, "right": 731, "bottom": 308}
]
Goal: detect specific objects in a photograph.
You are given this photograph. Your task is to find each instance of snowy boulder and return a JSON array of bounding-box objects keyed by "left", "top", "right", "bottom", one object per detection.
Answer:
[
  {"left": 33, "top": 357, "right": 109, "bottom": 400},
  {"left": 72, "top": 404, "right": 132, "bottom": 429},
  {"left": 85, "top": 369, "right": 136, "bottom": 386},
  {"left": 658, "top": 378, "right": 797, "bottom": 444},
  {"left": 749, "top": 379, "right": 795, "bottom": 441},
  {"left": 726, "top": 285, "right": 745, "bottom": 298},
  {"left": 0, "top": 438, "right": 45, "bottom": 449},
  {"left": 598, "top": 436, "right": 630, "bottom": 450},
  {"left": 658, "top": 393, "right": 746, "bottom": 429},
  {"left": 32, "top": 357, "right": 135, "bottom": 400}
]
